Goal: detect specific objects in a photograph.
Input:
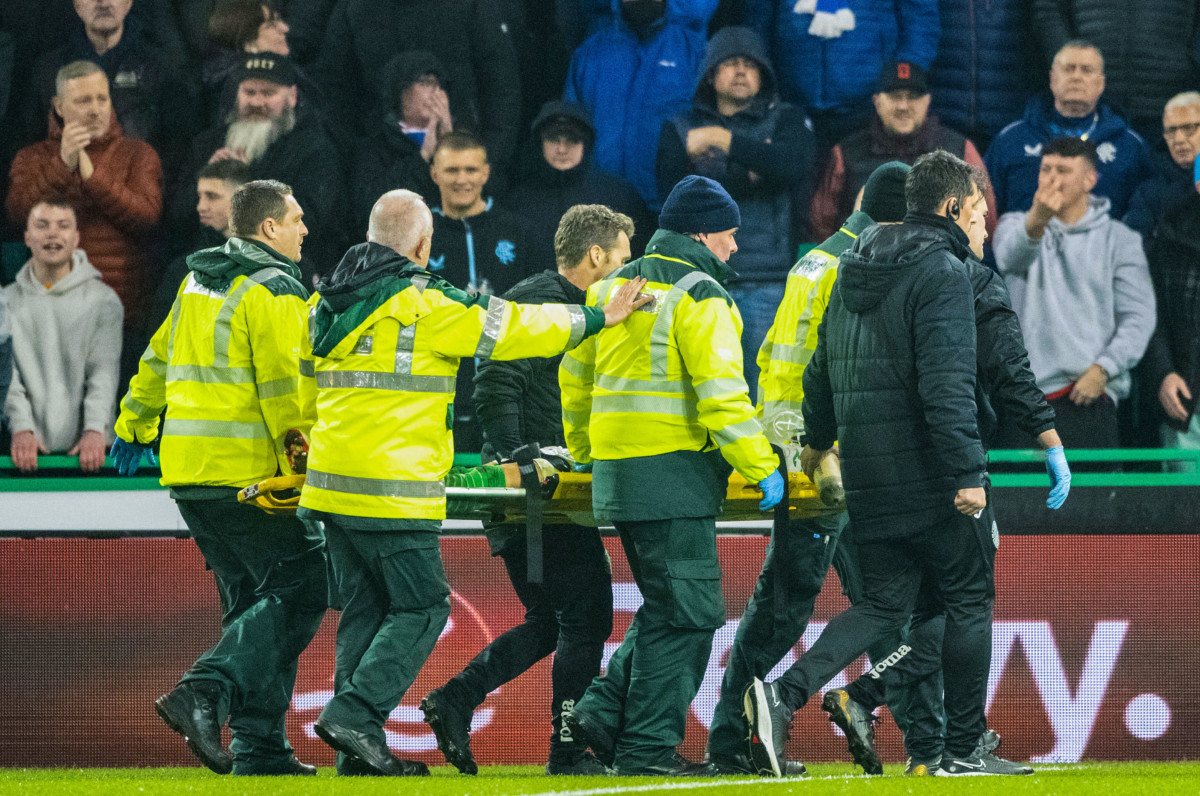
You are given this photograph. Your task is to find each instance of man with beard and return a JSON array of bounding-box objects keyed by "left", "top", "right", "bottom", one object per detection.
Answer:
[{"left": 178, "top": 54, "right": 344, "bottom": 287}]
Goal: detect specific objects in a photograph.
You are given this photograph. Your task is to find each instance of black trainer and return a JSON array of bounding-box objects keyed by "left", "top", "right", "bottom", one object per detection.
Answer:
[
  {"left": 821, "top": 688, "right": 882, "bottom": 775},
  {"left": 937, "top": 751, "right": 1033, "bottom": 776},
  {"left": 420, "top": 687, "right": 478, "bottom": 775},
  {"left": 743, "top": 678, "right": 793, "bottom": 778},
  {"left": 710, "top": 752, "right": 808, "bottom": 778},
  {"left": 562, "top": 710, "right": 616, "bottom": 768},
  {"left": 339, "top": 753, "right": 429, "bottom": 777},
  {"left": 154, "top": 682, "right": 232, "bottom": 774},
  {"left": 232, "top": 755, "right": 318, "bottom": 776},
  {"left": 618, "top": 752, "right": 716, "bottom": 777},
  {"left": 314, "top": 719, "right": 429, "bottom": 776},
  {"left": 546, "top": 751, "right": 613, "bottom": 776}
]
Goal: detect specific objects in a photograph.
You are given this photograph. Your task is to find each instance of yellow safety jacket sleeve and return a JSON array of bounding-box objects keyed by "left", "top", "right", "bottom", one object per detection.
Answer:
[
  {"left": 114, "top": 306, "right": 171, "bottom": 446},
  {"left": 425, "top": 293, "right": 596, "bottom": 362},
  {"left": 247, "top": 290, "right": 316, "bottom": 470},
  {"left": 560, "top": 334, "right": 597, "bottom": 465}
]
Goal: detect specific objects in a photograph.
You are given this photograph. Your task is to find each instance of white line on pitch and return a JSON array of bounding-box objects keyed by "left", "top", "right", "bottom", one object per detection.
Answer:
[{"left": 523, "top": 778, "right": 813, "bottom": 796}]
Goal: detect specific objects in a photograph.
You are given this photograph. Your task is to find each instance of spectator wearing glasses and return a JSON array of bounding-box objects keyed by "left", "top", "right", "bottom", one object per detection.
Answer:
[{"left": 1125, "top": 92, "right": 1200, "bottom": 240}]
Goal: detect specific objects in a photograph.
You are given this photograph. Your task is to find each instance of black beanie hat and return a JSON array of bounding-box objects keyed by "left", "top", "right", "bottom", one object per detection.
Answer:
[
  {"left": 658, "top": 175, "right": 741, "bottom": 234},
  {"left": 861, "top": 161, "right": 911, "bottom": 223}
]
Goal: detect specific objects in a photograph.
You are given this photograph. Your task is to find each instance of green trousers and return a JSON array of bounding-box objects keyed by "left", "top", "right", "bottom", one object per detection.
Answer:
[
  {"left": 309, "top": 514, "right": 451, "bottom": 744},
  {"left": 573, "top": 516, "right": 725, "bottom": 772},
  {"left": 175, "top": 497, "right": 328, "bottom": 770}
]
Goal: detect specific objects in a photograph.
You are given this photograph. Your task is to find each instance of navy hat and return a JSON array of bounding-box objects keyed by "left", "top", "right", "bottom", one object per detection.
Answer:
[
  {"left": 658, "top": 175, "right": 741, "bottom": 234},
  {"left": 235, "top": 54, "right": 297, "bottom": 88},
  {"left": 878, "top": 61, "right": 928, "bottom": 95},
  {"left": 861, "top": 161, "right": 911, "bottom": 223}
]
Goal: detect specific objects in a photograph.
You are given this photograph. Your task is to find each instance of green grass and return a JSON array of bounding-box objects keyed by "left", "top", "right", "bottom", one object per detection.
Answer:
[{"left": 2, "top": 763, "right": 1197, "bottom": 795}]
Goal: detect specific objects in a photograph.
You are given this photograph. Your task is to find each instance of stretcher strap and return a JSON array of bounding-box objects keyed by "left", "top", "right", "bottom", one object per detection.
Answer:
[{"left": 513, "top": 442, "right": 544, "bottom": 583}]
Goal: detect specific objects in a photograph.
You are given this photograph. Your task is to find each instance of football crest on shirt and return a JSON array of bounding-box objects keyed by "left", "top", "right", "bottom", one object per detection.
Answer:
[
  {"left": 495, "top": 240, "right": 515, "bottom": 265},
  {"left": 1096, "top": 142, "right": 1117, "bottom": 163}
]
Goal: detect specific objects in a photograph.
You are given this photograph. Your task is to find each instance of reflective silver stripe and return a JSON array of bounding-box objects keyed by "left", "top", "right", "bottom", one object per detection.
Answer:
[
  {"left": 595, "top": 373, "right": 688, "bottom": 394},
  {"left": 562, "top": 408, "right": 591, "bottom": 428},
  {"left": 593, "top": 393, "right": 699, "bottom": 418},
  {"left": 411, "top": 273, "right": 430, "bottom": 293},
  {"left": 299, "top": 359, "right": 314, "bottom": 377},
  {"left": 566, "top": 305, "right": 588, "bottom": 349},
  {"left": 711, "top": 417, "right": 765, "bottom": 448},
  {"left": 560, "top": 352, "right": 591, "bottom": 379},
  {"left": 140, "top": 348, "right": 166, "bottom": 378},
  {"left": 308, "top": 306, "right": 318, "bottom": 348},
  {"left": 475, "top": 294, "right": 506, "bottom": 359},
  {"left": 257, "top": 375, "right": 298, "bottom": 399},
  {"left": 763, "top": 398, "right": 805, "bottom": 415},
  {"left": 649, "top": 271, "right": 715, "bottom": 378},
  {"left": 395, "top": 323, "right": 416, "bottom": 374},
  {"left": 694, "top": 377, "right": 749, "bottom": 402},
  {"left": 164, "top": 418, "right": 269, "bottom": 439},
  {"left": 316, "top": 370, "right": 455, "bottom": 393},
  {"left": 213, "top": 268, "right": 285, "bottom": 367},
  {"left": 307, "top": 468, "right": 445, "bottom": 498},
  {"left": 121, "top": 395, "right": 157, "bottom": 417},
  {"left": 772, "top": 342, "right": 815, "bottom": 367},
  {"left": 167, "top": 363, "right": 254, "bottom": 384}
]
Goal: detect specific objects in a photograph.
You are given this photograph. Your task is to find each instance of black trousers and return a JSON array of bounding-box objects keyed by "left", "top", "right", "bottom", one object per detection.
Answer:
[
  {"left": 443, "top": 524, "right": 613, "bottom": 762},
  {"left": 774, "top": 506, "right": 996, "bottom": 760}
]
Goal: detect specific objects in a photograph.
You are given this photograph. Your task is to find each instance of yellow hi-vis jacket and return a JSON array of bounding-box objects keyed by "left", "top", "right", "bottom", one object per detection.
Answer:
[
  {"left": 114, "top": 238, "right": 314, "bottom": 487},
  {"left": 298, "top": 243, "right": 605, "bottom": 521},
  {"left": 755, "top": 211, "right": 873, "bottom": 445},
  {"left": 559, "top": 229, "right": 776, "bottom": 484}
]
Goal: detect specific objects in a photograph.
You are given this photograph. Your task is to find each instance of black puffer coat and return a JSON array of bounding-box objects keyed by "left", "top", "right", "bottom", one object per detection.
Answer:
[{"left": 802, "top": 214, "right": 986, "bottom": 538}]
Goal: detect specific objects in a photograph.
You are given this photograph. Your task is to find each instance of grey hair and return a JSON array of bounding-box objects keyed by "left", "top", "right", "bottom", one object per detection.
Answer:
[
  {"left": 55, "top": 61, "right": 105, "bottom": 96},
  {"left": 367, "top": 189, "right": 433, "bottom": 258}
]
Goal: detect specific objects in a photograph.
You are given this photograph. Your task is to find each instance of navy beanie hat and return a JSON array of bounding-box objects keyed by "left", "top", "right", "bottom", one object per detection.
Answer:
[
  {"left": 658, "top": 175, "right": 741, "bottom": 234},
  {"left": 861, "top": 161, "right": 911, "bottom": 223}
]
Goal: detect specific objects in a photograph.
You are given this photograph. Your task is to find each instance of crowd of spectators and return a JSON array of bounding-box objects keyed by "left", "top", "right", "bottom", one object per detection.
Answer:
[{"left": 1, "top": 0, "right": 1199, "bottom": 469}]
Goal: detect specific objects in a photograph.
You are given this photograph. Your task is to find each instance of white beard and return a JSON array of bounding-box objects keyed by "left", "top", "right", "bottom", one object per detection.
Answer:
[{"left": 225, "top": 108, "right": 295, "bottom": 163}]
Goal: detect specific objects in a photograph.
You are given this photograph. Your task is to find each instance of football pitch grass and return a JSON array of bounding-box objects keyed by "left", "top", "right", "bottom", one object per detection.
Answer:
[{"left": 3, "top": 762, "right": 1197, "bottom": 795}]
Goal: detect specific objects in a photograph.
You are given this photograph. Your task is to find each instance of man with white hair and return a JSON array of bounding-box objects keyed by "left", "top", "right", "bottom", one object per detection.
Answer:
[
  {"left": 300, "top": 190, "right": 651, "bottom": 777},
  {"left": 1125, "top": 92, "right": 1200, "bottom": 239}
]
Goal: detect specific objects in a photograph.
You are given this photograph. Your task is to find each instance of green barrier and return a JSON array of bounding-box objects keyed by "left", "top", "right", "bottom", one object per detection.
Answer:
[{"left": 988, "top": 448, "right": 1200, "bottom": 488}]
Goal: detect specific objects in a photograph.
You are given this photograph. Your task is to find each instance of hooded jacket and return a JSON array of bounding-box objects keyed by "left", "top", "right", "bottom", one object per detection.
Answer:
[
  {"left": 745, "top": 0, "right": 939, "bottom": 114},
  {"left": 351, "top": 111, "right": 442, "bottom": 230},
  {"left": 984, "top": 95, "right": 1151, "bottom": 217},
  {"left": 1123, "top": 146, "right": 1196, "bottom": 241},
  {"left": 994, "top": 195, "right": 1156, "bottom": 402},
  {"left": 801, "top": 214, "right": 985, "bottom": 538},
  {"left": 658, "top": 25, "right": 817, "bottom": 281},
  {"left": 509, "top": 100, "right": 653, "bottom": 274},
  {"left": 7, "top": 112, "right": 162, "bottom": 323},
  {"left": 299, "top": 241, "right": 604, "bottom": 521},
  {"left": 114, "top": 237, "right": 313, "bottom": 488},
  {"left": 564, "top": 0, "right": 718, "bottom": 208},
  {"left": 4, "top": 250, "right": 123, "bottom": 451}
]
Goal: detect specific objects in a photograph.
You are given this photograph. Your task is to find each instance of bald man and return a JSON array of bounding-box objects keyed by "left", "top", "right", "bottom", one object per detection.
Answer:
[{"left": 299, "top": 190, "right": 650, "bottom": 777}]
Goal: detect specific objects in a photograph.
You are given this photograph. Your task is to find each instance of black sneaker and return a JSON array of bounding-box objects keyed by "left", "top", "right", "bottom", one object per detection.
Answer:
[
  {"left": 562, "top": 710, "right": 616, "bottom": 768},
  {"left": 821, "top": 688, "right": 881, "bottom": 775},
  {"left": 905, "top": 755, "right": 941, "bottom": 776},
  {"left": 938, "top": 752, "right": 1033, "bottom": 776},
  {"left": 618, "top": 752, "right": 716, "bottom": 777},
  {"left": 420, "top": 687, "right": 478, "bottom": 775},
  {"left": 742, "top": 678, "right": 792, "bottom": 778},
  {"left": 154, "top": 682, "right": 232, "bottom": 774},
  {"left": 546, "top": 751, "right": 613, "bottom": 776},
  {"left": 710, "top": 752, "right": 808, "bottom": 778}
]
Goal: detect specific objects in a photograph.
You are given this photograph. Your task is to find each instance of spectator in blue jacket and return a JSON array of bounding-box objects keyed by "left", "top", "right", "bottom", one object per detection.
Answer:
[
  {"left": 1125, "top": 92, "right": 1200, "bottom": 241},
  {"left": 657, "top": 25, "right": 816, "bottom": 395},
  {"left": 564, "top": 0, "right": 718, "bottom": 209},
  {"left": 985, "top": 41, "right": 1151, "bottom": 219},
  {"left": 927, "top": 0, "right": 1044, "bottom": 150},
  {"left": 744, "top": 0, "right": 939, "bottom": 148}
]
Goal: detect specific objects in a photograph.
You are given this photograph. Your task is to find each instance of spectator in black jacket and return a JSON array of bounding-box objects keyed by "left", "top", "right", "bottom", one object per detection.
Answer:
[
  {"left": 510, "top": 100, "right": 652, "bottom": 275},
  {"left": 1125, "top": 92, "right": 1200, "bottom": 240},
  {"left": 351, "top": 51, "right": 452, "bottom": 230},
  {"left": 657, "top": 25, "right": 816, "bottom": 396},
  {"left": 421, "top": 204, "right": 634, "bottom": 777},
  {"left": 746, "top": 151, "right": 1031, "bottom": 778},
  {"left": 175, "top": 54, "right": 345, "bottom": 287},
  {"left": 313, "top": 0, "right": 521, "bottom": 177}
]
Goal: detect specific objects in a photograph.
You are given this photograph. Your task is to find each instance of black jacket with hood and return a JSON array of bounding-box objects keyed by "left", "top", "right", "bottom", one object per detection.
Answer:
[
  {"left": 802, "top": 213, "right": 986, "bottom": 538},
  {"left": 657, "top": 25, "right": 816, "bottom": 282},
  {"left": 509, "top": 101, "right": 654, "bottom": 273}
]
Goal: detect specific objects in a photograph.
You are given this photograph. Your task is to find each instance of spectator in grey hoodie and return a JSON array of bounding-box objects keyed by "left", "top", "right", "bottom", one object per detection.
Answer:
[
  {"left": 5, "top": 198, "right": 123, "bottom": 473},
  {"left": 994, "top": 137, "right": 1155, "bottom": 448}
]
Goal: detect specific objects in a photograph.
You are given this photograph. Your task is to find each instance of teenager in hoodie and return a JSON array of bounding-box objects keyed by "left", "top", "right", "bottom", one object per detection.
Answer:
[
  {"left": 5, "top": 198, "right": 122, "bottom": 474},
  {"left": 658, "top": 25, "right": 817, "bottom": 397}
]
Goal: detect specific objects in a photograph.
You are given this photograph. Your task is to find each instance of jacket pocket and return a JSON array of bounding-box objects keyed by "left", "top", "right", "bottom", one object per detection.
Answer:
[{"left": 665, "top": 558, "right": 724, "bottom": 630}]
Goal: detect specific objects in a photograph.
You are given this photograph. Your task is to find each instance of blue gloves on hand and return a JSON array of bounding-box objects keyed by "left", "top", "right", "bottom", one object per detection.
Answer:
[
  {"left": 758, "top": 470, "right": 786, "bottom": 511},
  {"left": 1045, "top": 446, "right": 1071, "bottom": 509},
  {"left": 110, "top": 438, "right": 158, "bottom": 476},
  {"left": 572, "top": 462, "right": 593, "bottom": 473}
]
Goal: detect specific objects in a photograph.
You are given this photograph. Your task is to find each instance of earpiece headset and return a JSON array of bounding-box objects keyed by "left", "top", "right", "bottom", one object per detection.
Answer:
[{"left": 947, "top": 198, "right": 961, "bottom": 221}]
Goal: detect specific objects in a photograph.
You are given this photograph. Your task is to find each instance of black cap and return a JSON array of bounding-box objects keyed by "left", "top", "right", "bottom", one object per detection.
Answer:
[
  {"left": 877, "top": 61, "right": 928, "bottom": 95},
  {"left": 235, "top": 54, "right": 298, "bottom": 88}
]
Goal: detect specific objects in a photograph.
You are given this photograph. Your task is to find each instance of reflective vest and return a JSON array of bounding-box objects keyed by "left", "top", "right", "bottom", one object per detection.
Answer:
[
  {"left": 756, "top": 212, "right": 872, "bottom": 445},
  {"left": 300, "top": 271, "right": 602, "bottom": 520},
  {"left": 560, "top": 230, "right": 776, "bottom": 484},
  {"left": 114, "top": 266, "right": 313, "bottom": 487}
]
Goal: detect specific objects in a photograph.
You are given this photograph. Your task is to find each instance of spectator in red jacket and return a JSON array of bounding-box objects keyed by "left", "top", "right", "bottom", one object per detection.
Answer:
[{"left": 7, "top": 60, "right": 162, "bottom": 325}]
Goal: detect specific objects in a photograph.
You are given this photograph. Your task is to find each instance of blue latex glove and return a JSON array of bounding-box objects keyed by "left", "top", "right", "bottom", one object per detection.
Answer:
[
  {"left": 110, "top": 438, "right": 158, "bottom": 476},
  {"left": 573, "top": 462, "right": 593, "bottom": 473},
  {"left": 758, "top": 470, "right": 786, "bottom": 511},
  {"left": 1045, "top": 446, "right": 1071, "bottom": 509}
]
